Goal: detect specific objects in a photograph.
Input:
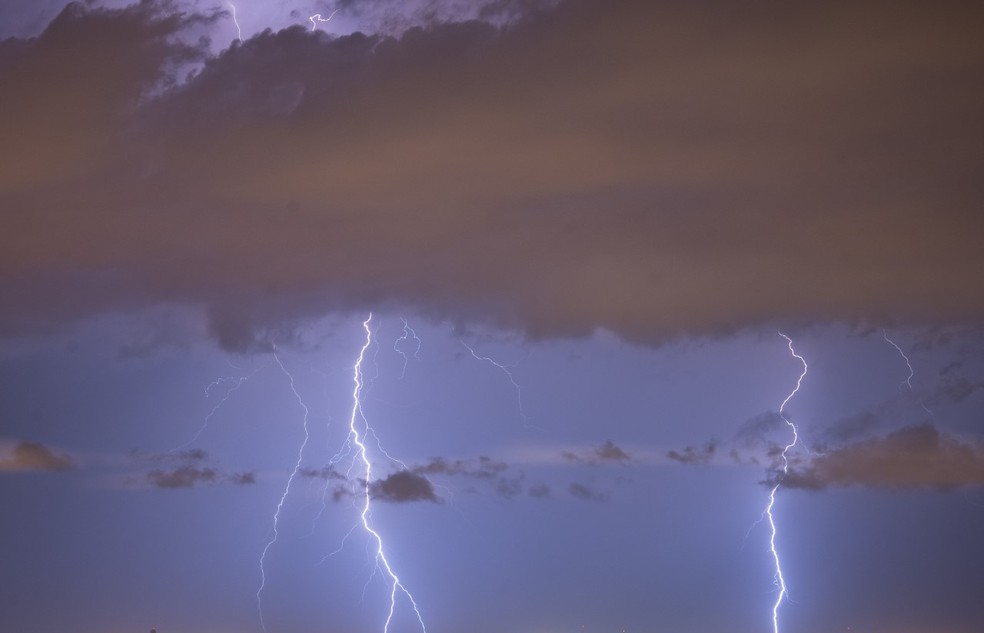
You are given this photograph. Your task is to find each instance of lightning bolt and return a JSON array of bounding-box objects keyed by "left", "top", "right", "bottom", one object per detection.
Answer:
[
  {"left": 256, "top": 350, "right": 314, "bottom": 632},
  {"left": 227, "top": 1, "right": 242, "bottom": 42},
  {"left": 883, "top": 329, "right": 935, "bottom": 417},
  {"left": 347, "top": 314, "right": 427, "bottom": 633},
  {"left": 765, "top": 332, "right": 808, "bottom": 633},
  {"left": 458, "top": 337, "right": 528, "bottom": 424},
  {"left": 309, "top": 9, "right": 340, "bottom": 31},
  {"left": 394, "top": 318, "right": 422, "bottom": 379},
  {"left": 174, "top": 371, "right": 257, "bottom": 451}
]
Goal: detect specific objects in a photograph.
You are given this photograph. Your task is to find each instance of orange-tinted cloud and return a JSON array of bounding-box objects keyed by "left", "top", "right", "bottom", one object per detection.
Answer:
[
  {"left": 2, "top": 1, "right": 983, "bottom": 348},
  {"left": 779, "top": 425, "right": 984, "bottom": 490}
]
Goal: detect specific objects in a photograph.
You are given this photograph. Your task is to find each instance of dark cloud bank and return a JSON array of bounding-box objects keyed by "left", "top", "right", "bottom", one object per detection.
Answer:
[{"left": 2, "top": 0, "right": 983, "bottom": 350}]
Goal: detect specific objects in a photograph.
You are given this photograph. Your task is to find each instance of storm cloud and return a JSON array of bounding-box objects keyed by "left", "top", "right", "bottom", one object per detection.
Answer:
[
  {"left": 1, "top": 0, "right": 982, "bottom": 349},
  {"left": 777, "top": 425, "right": 984, "bottom": 491}
]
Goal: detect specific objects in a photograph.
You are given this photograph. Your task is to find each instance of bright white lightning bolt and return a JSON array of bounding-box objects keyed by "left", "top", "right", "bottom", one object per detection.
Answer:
[
  {"left": 348, "top": 314, "right": 427, "bottom": 633},
  {"left": 309, "top": 9, "right": 340, "bottom": 31},
  {"left": 765, "top": 332, "right": 808, "bottom": 633},
  {"left": 256, "top": 350, "right": 313, "bottom": 632},
  {"left": 227, "top": 2, "right": 242, "bottom": 42}
]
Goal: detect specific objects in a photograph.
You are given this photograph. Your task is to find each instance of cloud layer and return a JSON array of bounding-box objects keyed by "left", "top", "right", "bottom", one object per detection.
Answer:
[
  {"left": 779, "top": 425, "right": 984, "bottom": 490},
  {"left": 128, "top": 448, "right": 256, "bottom": 489},
  {"left": 2, "top": 0, "right": 983, "bottom": 348}
]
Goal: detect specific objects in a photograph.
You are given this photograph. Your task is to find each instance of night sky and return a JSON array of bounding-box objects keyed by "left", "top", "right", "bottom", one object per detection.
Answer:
[{"left": 1, "top": 2, "right": 983, "bottom": 633}]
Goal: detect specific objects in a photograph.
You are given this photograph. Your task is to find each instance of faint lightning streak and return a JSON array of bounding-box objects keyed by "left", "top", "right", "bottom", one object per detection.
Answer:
[
  {"left": 883, "top": 330, "right": 935, "bottom": 417},
  {"left": 766, "top": 332, "right": 808, "bottom": 633},
  {"left": 227, "top": 1, "right": 242, "bottom": 42},
  {"left": 459, "top": 338, "right": 528, "bottom": 424},
  {"left": 175, "top": 371, "right": 257, "bottom": 451},
  {"left": 883, "top": 330, "right": 915, "bottom": 390},
  {"left": 256, "top": 351, "right": 313, "bottom": 632},
  {"left": 309, "top": 9, "right": 339, "bottom": 31},
  {"left": 349, "top": 315, "right": 427, "bottom": 633},
  {"left": 394, "top": 318, "right": 422, "bottom": 379}
]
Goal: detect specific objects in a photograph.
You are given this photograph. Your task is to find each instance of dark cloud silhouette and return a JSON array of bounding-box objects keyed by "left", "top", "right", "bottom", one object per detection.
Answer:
[
  {"left": 666, "top": 441, "right": 717, "bottom": 465},
  {"left": 413, "top": 455, "right": 508, "bottom": 478},
  {"left": 130, "top": 448, "right": 256, "bottom": 488},
  {"left": 568, "top": 482, "right": 606, "bottom": 502},
  {"left": 369, "top": 470, "right": 439, "bottom": 503},
  {"left": 494, "top": 476, "right": 524, "bottom": 498},
  {"left": 299, "top": 465, "right": 347, "bottom": 480},
  {"left": 528, "top": 483, "right": 551, "bottom": 498},
  {"left": 1, "top": 1, "right": 983, "bottom": 350},
  {"left": 142, "top": 466, "right": 257, "bottom": 488},
  {"left": 145, "top": 466, "right": 219, "bottom": 488},
  {"left": 776, "top": 425, "right": 984, "bottom": 490},
  {"left": 131, "top": 447, "right": 209, "bottom": 463},
  {"left": 229, "top": 471, "right": 257, "bottom": 485},
  {"left": 561, "top": 440, "right": 630, "bottom": 464},
  {"left": 0, "top": 440, "right": 75, "bottom": 472}
]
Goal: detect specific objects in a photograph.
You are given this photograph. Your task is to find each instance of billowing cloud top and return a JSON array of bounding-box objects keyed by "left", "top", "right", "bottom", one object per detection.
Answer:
[{"left": 2, "top": 0, "right": 983, "bottom": 348}]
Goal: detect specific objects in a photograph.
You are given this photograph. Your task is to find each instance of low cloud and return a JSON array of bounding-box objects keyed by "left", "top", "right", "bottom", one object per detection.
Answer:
[
  {"left": 369, "top": 471, "right": 439, "bottom": 503},
  {"left": 299, "top": 466, "right": 347, "bottom": 480},
  {"left": 0, "top": 441, "right": 75, "bottom": 472},
  {"left": 129, "top": 449, "right": 256, "bottom": 489},
  {"left": 561, "top": 440, "right": 630, "bottom": 464},
  {"left": 568, "top": 482, "right": 606, "bottom": 503},
  {"left": 413, "top": 455, "right": 508, "bottom": 478},
  {"left": 667, "top": 441, "right": 718, "bottom": 465},
  {"left": 146, "top": 466, "right": 219, "bottom": 488},
  {"left": 776, "top": 425, "right": 984, "bottom": 491}
]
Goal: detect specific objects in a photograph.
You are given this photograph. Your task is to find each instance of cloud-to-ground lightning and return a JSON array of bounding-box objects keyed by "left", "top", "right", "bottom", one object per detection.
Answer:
[
  {"left": 458, "top": 337, "right": 529, "bottom": 425},
  {"left": 883, "top": 329, "right": 934, "bottom": 416},
  {"left": 256, "top": 351, "right": 314, "bottom": 631},
  {"left": 309, "top": 9, "right": 340, "bottom": 32},
  {"left": 765, "top": 332, "right": 808, "bottom": 633},
  {"left": 226, "top": 2, "right": 242, "bottom": 42},
  {"left": 346, "top": 314, "right": 427, "bottom": 633}
]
